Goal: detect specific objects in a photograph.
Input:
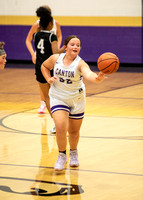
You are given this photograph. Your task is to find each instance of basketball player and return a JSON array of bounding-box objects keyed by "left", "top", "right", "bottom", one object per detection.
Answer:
[
  {"left": 26, "top": 5, "right": 62, "bottom": 117},
  {"left": 32, "top": 7, "right": 65, "bottom": 133},
  {"left": 0, "top": 42, "right": 7, "bottom": 70},
  {"left": 41, "top": 35, "right": 106, "bottom": 171}
]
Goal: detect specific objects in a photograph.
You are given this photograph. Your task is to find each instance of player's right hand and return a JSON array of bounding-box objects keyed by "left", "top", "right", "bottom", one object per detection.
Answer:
[{"left": 48, "top": 76, "right": 57, "bottom": 84}]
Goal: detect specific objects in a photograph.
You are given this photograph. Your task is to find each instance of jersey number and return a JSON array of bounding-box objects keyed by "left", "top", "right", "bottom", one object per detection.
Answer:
[
  {"left": 37, "top": 39, "right": 44, "bottom": 54},
  {"left": 59, "top": 77, "right": 72, "bottom": 84}
]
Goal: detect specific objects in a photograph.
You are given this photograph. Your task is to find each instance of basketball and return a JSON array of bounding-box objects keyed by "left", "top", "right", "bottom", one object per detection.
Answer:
[{"left": 97, "top": 52, "right": 119, "bottom": 74}]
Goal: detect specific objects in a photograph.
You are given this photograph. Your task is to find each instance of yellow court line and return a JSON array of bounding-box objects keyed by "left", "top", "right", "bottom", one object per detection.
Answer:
[{"left": 0, "top": 16, "right": 142, "bottom": 26}]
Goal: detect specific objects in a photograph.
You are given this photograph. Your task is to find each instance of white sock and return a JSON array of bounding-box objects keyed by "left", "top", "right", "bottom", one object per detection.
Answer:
[{"left": 40, "top": 101, "right": 46, "bottom": 106}]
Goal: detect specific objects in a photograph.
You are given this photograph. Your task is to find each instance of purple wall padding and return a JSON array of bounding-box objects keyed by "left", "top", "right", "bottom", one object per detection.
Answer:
[
  {"left": 61, "top": 26, "right": 142, "bottom": 64},
  {"left": 0, "top": 25, "right": 142, "bottom": 63},
  {"left": 0, "top": 25, "right": 32, "bottom": 60}
]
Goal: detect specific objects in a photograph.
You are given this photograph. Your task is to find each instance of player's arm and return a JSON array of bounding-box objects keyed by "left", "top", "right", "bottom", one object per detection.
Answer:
[
  {"left": 25, "top": 22, "right": 38, "bottom": 64},
  {"left": 79, "top": 60, "right": 105, "bottom": 83},
  {"left": 41, "top": 54, "right": 59, "bottom": 84},
  {"left": 55, "top": 20, "right": 62, "bottom": 48},
  {"left": 51, "top": 41, "right": 65, "bottom": 54}
]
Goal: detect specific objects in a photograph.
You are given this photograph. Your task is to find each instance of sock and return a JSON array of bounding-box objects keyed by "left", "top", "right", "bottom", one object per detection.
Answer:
[
  {"left": 70, "top": 149, "right": 77, "bottom": 151},
  {"left": 59, "top": 150, "right": 66, "bottom": 154},
  {"left": 40, "top": 101, "right": 46, "bottom": 106}
]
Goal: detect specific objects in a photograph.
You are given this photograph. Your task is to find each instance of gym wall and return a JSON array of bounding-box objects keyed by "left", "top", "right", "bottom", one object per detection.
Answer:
[{"left": 0, "top": 0, "right": 142, "bottom": 64}]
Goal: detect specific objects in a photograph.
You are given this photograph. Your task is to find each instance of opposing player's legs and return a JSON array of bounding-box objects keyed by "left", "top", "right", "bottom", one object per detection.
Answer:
[
  {"left": 38, "top": 82, "right": 56, "bottom": 133},
  {"left": 38, "top": 82, "right": 51, "bottom": 116},
  {"left": 38, "top": 87, "right": 46, "bottom": 114}
]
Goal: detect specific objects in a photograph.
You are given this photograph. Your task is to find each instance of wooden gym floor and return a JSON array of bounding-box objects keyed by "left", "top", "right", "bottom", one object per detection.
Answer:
[{"left": 0, "top": 63, "right": 143, "bottom": 200}]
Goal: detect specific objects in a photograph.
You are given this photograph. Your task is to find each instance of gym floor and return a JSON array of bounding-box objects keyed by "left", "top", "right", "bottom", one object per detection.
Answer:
[{"left": 0, "top": 63, "right": 143, "bottom": 200}]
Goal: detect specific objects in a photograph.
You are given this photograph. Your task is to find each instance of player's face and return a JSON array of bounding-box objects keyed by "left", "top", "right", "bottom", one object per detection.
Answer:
[
  {"left": 0, "top": 54, "right": 7, "bottom": 70},
  {"left": 66, "top": 38, "right": 81, "bottom": 56}
]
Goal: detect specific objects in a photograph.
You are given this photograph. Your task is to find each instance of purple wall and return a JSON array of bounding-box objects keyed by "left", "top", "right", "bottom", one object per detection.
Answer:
[
  {"left": 61, "top": 26, "right": 142, "bottom": 64},
  {"left": 0, "top": 25, "right": 142, "bottom": 63}
]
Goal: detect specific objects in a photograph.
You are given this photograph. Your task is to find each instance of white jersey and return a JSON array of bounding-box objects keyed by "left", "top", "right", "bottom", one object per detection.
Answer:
[
  {"left": 37, "top": 19, "right": 57, "bottom": 35},
  {"left": 49, "top": 53, "right": 85, "bottom": 99}
]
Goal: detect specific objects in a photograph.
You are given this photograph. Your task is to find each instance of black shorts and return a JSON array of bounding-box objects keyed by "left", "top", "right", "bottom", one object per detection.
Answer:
[{"left": 35, "top": 66, "right": 53, "bottom": 83}]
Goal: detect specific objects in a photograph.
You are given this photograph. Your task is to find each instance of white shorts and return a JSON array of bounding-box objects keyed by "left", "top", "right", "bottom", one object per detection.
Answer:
[{"left": 50, "top": 92, "right": 86, "bottom": 119}]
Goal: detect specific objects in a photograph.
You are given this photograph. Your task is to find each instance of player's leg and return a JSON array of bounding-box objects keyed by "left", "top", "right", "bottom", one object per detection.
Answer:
[
  {"left": 39, "top": 82, "right": 56, "bottom": 133},
  {"left": 68, "top": 118, "right": 83, "bottom": 149},
  {"left": 68, "top": 118, "right": 83, "bottom": 167},
  {"left": 52, "top": 110, "right": 69, "bottom": 171},
  {"left": 38, "top": 87, "right": 46, "bottom": 114},
  {"left": 53, "top": 110, "right": 69, "bottom": 150},
  {"left": 38, "top": 82, "right": 51, "bottom": 116}
]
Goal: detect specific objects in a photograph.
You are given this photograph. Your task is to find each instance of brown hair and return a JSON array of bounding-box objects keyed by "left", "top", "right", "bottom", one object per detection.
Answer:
[
  {"left": 0, "top": 41, "right": 5, "bottom": 49},
  {"left": 0, "top": 42, "right": 6, "bottom": 56},
  {"left": 64, "top": 35, "right": 81, "bottom": 46}
]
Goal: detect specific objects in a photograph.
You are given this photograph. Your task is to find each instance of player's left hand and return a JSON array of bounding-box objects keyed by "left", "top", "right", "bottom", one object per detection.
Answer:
[{"left": 96, "top": 71, "right": 107, "bottom": 82}]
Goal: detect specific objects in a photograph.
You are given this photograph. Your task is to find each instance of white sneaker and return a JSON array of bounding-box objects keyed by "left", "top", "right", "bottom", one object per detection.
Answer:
[
  {"left": 50, "top": 126, "right": 56, "bottom": 134},
  {"left": 54, "top": 153, "right": 67, "bottom": 171},
  {"left": 69, "top": 150, "right": 79, "bottom": 167}
]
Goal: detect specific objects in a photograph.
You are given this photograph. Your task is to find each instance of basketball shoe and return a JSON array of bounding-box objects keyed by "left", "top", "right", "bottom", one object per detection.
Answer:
[
  {"left": 38, "top": 101, "right": 46, "bottom": 114},
  {"left": 50, "top": 126, "right": 56, "bottom": 134},
  {"left": 69, "top": 149, "right": 79, "bottom": 167},
  {"left": 54, "top": 153, "right": 67, "bottom": 171}
]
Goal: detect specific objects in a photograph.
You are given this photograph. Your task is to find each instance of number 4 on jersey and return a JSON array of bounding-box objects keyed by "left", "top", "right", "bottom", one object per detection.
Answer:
[{"left": 37, "top": 39, "right": 44, "bottom": 54}]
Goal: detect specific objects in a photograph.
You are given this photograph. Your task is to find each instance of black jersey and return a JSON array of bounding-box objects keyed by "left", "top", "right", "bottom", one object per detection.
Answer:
[
  {"left": 33, "top": 30, "right": 57, "bottom": 83},
  {"left": 33, "top": 30, "right": 57, "bottom": 68}
]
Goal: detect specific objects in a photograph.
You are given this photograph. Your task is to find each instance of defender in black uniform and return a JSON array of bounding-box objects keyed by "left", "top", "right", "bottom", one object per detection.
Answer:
[
  {"left": 32, "top": 7, "right": 65, "bottom": 132},
  {"left": 33, "top": 31, "right": 58, "bottom": 83}
]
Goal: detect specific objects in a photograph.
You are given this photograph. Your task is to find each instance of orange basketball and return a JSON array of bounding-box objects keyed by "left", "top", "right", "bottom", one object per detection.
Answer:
[{"left": 97, "top": 52, "right": 119, "bottom": 74}]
